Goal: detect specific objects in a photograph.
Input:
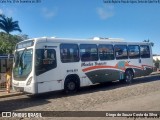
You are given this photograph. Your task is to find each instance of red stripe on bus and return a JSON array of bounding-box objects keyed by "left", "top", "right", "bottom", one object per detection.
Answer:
[
  {"left": 82, "top": 64, "right": 153, "bottom": 73},
  {"left": 82, "top": 65, "right": 117, "bottom": 72}
]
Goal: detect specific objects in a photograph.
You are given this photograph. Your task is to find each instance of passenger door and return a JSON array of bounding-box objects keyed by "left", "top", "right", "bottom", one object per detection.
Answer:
[{"left": 35, "top": 47, "right": 62, "bottom": 93}]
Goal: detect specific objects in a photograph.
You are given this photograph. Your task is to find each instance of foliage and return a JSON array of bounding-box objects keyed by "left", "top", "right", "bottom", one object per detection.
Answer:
[
  {"left": 153, "top": 58, "right": 160, "bottom": 63},
  {"left": 18, "top": 34, "right": 29, "bottom": 40},
  {"left": 153, "top": 57, "right": 160, "bottom": 70},
  {"left": 0, "top": 14, "right": 26, "bottom": 54},
  {"left": 0, "top": 32, "right": 23, "bottom": 54},
  {"left": 0, "top": 14, "right": 22, "bottom": 34}
]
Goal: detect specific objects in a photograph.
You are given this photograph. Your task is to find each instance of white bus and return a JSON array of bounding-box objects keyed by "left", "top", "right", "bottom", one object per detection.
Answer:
[{"left": 12, "top": 37, "right": 153, "bottom": 94}]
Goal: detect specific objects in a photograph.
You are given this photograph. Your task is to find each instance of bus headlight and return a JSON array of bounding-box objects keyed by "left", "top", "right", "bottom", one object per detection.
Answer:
[{"left": 26, "top": 77, "right": 32, "bottom": 86}]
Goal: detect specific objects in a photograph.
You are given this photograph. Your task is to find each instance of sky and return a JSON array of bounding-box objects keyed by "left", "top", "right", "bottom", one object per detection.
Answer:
[{"left": 0, "top": 0, "right": 160, "bottom": 54}]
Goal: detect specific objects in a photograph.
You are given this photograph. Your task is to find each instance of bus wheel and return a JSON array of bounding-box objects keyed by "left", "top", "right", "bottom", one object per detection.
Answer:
[
  {"left": 124, "top": 70, "right": 133, "bottom": 84},
  {"left": 64, "top": 77, "right": 79, "bottom": 93}
]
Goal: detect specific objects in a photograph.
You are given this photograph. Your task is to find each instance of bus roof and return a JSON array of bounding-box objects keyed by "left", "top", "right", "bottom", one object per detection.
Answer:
[{"left": 18, "top": 37, "right": 151, "bottom": 46}]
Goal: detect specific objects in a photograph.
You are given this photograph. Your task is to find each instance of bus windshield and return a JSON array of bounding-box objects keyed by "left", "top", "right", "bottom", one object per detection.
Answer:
[{"left": 13, "top": 49, "right": 33, "bottom": 80}]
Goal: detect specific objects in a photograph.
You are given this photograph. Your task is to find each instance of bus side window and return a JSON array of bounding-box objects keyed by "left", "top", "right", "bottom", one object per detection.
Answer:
[
  {"left": 60, "top": 44, "right": 79, "bottom": 63},
  {"left": 35, "top": 49, "right": 57, "bottom": 76},
  {"left": 44, "top": 50, "right": 48, "bottom": 59},
  {"left": 115, "top": 45, "right": 128, "bottom": 60},
  {"left": 80, "top": 44, "right": 98, "bottom": 62},
  {"left": 128, "top": 45, "right": 140, "bottom": 59},
  {"left": 98, "top": 44, "right": 114, "bottom": 60},
  {"left": 140, "top": 45, "right": 150, "bottom": 58}
]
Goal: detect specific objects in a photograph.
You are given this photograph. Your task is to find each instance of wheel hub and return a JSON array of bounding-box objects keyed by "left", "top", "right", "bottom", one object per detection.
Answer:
[{"left": 68, "top": 82, "right": 75, "bottom": 90}]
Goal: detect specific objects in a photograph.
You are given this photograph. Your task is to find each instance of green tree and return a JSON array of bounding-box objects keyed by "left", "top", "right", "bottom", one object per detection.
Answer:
[
  {"left": 0, "top": 14, "right": 22, "bottom": 34},
  {"left": 0, "top": 32, "right": 23, "bottom": 54},
  {"left": 0, "top": 14, "right": 23, "bottom": 54}
]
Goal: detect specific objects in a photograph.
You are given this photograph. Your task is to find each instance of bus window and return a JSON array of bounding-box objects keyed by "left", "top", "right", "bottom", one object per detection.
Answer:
[
  {"left": 35, "top": 49, "right": 57, "bottom": 76},
  {"left": 80, "top": 44, "right": 98, "bottom": 61},
  {"left": 60, "top": 44, "right": 79, "bottom": 63},
  {"left": 115, "top": 45, "right": 128, "bottom": 59},
  {"left": 98, "top": 44, "right": 114, "bottom": 60},
  {"left": 140, "top": 45, "right": 150, "bottom": 58},
  {"left": 128, "top": 45, "right": 140, "bottom": 59}
]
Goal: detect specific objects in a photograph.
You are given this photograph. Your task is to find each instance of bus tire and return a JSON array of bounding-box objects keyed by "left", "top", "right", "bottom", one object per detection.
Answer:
[
  {"left": 124, "top": 70, "right": 134, "bottom": 84},
  {"left": 64, "top": 76, "right": 79, "bottom": 93}
]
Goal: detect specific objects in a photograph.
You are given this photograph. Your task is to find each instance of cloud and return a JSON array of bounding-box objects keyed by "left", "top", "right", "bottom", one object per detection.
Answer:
[
  {"left": 97, "top": 5, "right": 114, "bottom": 20},
  {"left": 42, "top": 7, "right": 57, "bottom": 19},
  {"left": 0, "top": 7, "right": 16, "bottom": 17},
  {"left": 5, "top": 8, "right": 15, "bottom": 17}
]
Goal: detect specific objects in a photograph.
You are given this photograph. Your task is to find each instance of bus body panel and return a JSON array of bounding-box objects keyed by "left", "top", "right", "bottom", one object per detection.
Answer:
[
  {"left": 81, "top": 60, "right": 121, "bottom": 83},
  {"left": 12, "top": 37, "right": 153, "bottom": 94}
]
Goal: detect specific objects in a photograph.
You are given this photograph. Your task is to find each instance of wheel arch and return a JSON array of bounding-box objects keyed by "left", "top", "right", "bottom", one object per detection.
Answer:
[
  {"left": 125, "top": 68, "right": 134, "bottom": 78},
  {"left": 64, "top": 74, "right": 80, "bottom": 89}
]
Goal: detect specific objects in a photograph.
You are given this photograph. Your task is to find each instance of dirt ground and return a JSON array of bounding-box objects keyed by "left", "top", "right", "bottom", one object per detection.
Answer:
[{"left": 0, "top": 74, "right": 160, "bottom": 120}]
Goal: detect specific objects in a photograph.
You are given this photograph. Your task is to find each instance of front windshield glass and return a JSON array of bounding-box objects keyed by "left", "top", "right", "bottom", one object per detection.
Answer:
[{"left": 13, "top": 49, "right": 33, "bottom": 80}]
